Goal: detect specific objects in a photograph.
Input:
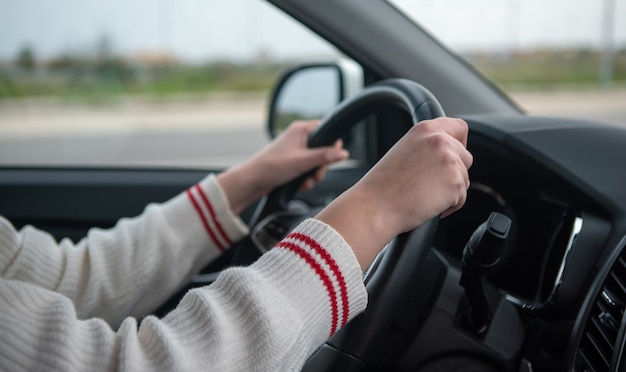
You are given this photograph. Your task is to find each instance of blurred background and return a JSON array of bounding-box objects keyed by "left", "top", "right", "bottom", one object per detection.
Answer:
[{"left": 0, "top": 0, "right": 624, "bottom": 167}]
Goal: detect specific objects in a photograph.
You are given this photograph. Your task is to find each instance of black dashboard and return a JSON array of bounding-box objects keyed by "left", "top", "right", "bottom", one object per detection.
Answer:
[{"left": 428, "top": 114, "right": 626, "bottom": 371}]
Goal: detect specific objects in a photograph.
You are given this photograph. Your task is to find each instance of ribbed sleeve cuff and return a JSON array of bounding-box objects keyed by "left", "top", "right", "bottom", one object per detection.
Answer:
[
  {"left": 253, "top": 218, "right": 368, "bottom": 340},
  {"left": 181, "top": 174, "right": 249, "bottom": 253}
]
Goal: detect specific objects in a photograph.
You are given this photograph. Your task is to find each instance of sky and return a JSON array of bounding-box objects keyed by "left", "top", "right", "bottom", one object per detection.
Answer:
[
  {"left": 0, "top": 0, "right": 336, "bottom": 62},
  {"left": 1, "top": 0, "right": 624, "bottom": 63},
  {"left": 393, "top": 0, "right": 626, "bottom": 52}
]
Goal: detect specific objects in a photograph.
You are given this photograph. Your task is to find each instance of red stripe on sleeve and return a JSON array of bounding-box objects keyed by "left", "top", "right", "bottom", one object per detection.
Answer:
[
  {"left": 276, "top": 241, "right": 340, "bottom": 337},
  {"left": 288, "top": 232, "right": 350, "bottom": 327},
  {"left": 186, "top": 189, "right": 226, "bottom": 252},
  {"left": 194, "top": 184, "right": 233, "bottom": 247}
]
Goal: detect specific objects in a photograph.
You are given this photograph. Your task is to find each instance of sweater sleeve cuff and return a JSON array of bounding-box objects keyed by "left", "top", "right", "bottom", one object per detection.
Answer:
[
  {"left": 254, "top": 218, "right": 368, "bottom": 340},
  {"left": 185, "top": 174, "right": 249, "bottom": 252},
  {"left": 290, "top": 218, "right": 369, "bottom": 323}
]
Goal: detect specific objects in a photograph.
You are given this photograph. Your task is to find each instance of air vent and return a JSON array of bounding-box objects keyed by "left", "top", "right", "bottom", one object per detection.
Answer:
[{"left": 575, "top": 244, "right": 626, "bottom": 371}]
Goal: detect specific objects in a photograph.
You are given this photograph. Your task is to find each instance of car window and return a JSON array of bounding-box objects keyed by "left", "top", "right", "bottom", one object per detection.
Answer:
[
  {"left": 389, "top": 0, "right": 626, "bottom": 127},
  {"left": 0, "top": 0, "right": 343, "bottom": 168}
]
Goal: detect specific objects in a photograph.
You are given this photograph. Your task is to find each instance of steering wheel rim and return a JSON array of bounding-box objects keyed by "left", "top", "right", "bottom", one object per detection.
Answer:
[
  {"left": 253, "top": 78, "right": 445, "bottom": 370},
  {"left": 249, "top": 78, "right": 445, "bottom": 225}
]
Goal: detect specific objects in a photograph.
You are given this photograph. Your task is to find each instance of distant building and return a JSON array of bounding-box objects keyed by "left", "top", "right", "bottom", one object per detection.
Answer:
[{"left": 129, "top": 51, "right": 180, "bottom": 68}]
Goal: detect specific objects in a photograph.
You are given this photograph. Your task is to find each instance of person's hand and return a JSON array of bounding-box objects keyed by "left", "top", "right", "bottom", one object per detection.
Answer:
[
  {"left": 352, "top": 117, "right": 472, "bottom": 232},
  {"left": 316, "top": 117, "right": 472, "bottom": 270},
  {"left": 249, "top": 120, "right": 349, "bottom": 193},
  {"left": 217, "top": 120, "right": 349, "bottom": 214}
]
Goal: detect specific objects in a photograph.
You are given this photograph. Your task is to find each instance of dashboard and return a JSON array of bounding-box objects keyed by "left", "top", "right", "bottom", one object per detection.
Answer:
[{"left": 427, "top": 114, "right": 626, "bottom": 371}]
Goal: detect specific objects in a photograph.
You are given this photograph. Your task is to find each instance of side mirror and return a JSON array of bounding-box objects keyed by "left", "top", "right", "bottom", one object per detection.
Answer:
[{"left": 267, "top": 60, "right": 363, "bottom": 138}]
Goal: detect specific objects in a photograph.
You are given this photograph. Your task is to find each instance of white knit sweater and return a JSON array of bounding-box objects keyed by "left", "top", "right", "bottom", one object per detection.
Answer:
[{"left": 0, "top": 174, "right": 368, "bottom": 371}]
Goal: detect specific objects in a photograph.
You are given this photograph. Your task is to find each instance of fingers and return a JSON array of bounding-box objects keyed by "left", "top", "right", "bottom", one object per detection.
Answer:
[
  {"left": 440, "top": 161, "right": 470, "bottom": 219},
  {"left": 289, "top": 119, "right": 322, "bottom": 139},
  {"left": 299, "top": 178, "right": 316, "bottom": 193},
  {"left": 448, "top": 132, "right": 473, "bottom": 170},
  {"left": 288, "top": 120, "right": 348, "bottom": 167},
  {"left": 418, "top": 117, "right": 472, "bottom": 170},
  {"left": 437, "top": 118, "right": 471, "bottom": 218},
  {"left": 299, "top": 170, "right": 326, "bottom": 192},
  {"left": 298, "top": 148, "right": 345, "bottom": 192},
  {"left": 288, "top": 119, "right": 321, "bottom": 131},
  {"left": 298, "top": 137, "right": 349, "bottom": 173},
  {"left": 298, "top": 166, "right": 326, "bottom": 192},
  {"left": 287, "top": 121, "right": 348, "bottom": 192},
  {"left": 418, "top": 117, "right": 469, "bottom": 147},
  {"left": 406, "top": 117, "right": 472, "bottom": 221}
]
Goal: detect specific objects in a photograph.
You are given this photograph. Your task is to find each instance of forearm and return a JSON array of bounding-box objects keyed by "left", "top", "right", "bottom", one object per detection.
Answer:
[
  {"left": 315, "top": 186, "right": 399, "bottom": 272},
  {"left": 0, "top": 175, "right": 249, "bottom": 326},
  {"left": 0, "top": 219, "right": 367, "bottom": 371},
  {"left": 217, "top": 162, "right": 269, "bottom": 215}
]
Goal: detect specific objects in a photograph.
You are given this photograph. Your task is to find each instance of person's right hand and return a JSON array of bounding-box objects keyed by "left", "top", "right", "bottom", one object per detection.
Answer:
[
  {"left": 316, "top": 117, "right": 472, "bottom": 271},
  {"left": 354, "top": 117, "right": 472, "bottom": 233}
]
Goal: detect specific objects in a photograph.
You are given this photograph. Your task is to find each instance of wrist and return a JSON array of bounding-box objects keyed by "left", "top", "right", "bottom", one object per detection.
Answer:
[
  {"left": 315, "top": 187, "right": 398, "bottom": 271},
  {"left": 216, "top": 163, "right": 267, "bottom": 215}
]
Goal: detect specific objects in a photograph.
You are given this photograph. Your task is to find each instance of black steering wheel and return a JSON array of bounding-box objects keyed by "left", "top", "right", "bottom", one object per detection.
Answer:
[
  {"left": 247, "top": 78, "right": 446, "bottom": 370},
  {"left": 251, "top": 78, "right": 444, "bottom": 226}
]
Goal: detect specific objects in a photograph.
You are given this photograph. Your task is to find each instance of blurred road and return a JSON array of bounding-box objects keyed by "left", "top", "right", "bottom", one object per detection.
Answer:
[
  {"left": 510, "top": 89, "right": 626, "bottom": 127},
  {"left": 0, "top": 89, "right": 624, "bottom": 167},
  {"left": 0, "top": 94, "right": 269, "bottom": 167}
]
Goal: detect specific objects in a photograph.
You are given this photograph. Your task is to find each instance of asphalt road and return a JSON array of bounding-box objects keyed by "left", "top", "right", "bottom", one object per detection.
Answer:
[
  {"left": 0, "top": 89, "right": 624, "bottom": 168},
  {"left": 0, "top": 127, "right": 268, "bottom": 168},
  {"left": 0, "top": 94, "right": 270, "bottom": 168}
]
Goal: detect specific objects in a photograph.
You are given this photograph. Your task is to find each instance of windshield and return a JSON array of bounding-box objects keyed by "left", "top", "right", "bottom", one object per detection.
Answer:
[{"left": 388, "top": 0, "right": 626, "bottom": 126}]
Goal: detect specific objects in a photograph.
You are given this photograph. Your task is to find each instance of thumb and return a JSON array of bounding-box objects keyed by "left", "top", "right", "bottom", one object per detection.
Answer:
[{"left": 302, "top": 146, "right": 349, "bottom": 169}]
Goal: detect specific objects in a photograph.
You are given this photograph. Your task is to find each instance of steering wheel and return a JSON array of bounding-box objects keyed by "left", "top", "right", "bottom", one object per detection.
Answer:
[
  {"left": 252, "top": 78, "right": 443, "bottom": 224},
  {"left": 247, "top": 78, "right": 446, "bottom": 370}
]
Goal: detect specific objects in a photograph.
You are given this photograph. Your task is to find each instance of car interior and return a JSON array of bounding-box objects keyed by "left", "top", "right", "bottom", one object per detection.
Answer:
[{"left": 1, "top": 0, "right": 625, "bottom": 371}]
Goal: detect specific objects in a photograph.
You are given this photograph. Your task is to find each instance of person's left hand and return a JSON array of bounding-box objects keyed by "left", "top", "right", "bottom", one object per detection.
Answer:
[{"left": 217, "top": 120, "right": 349, "bottom": 214}]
